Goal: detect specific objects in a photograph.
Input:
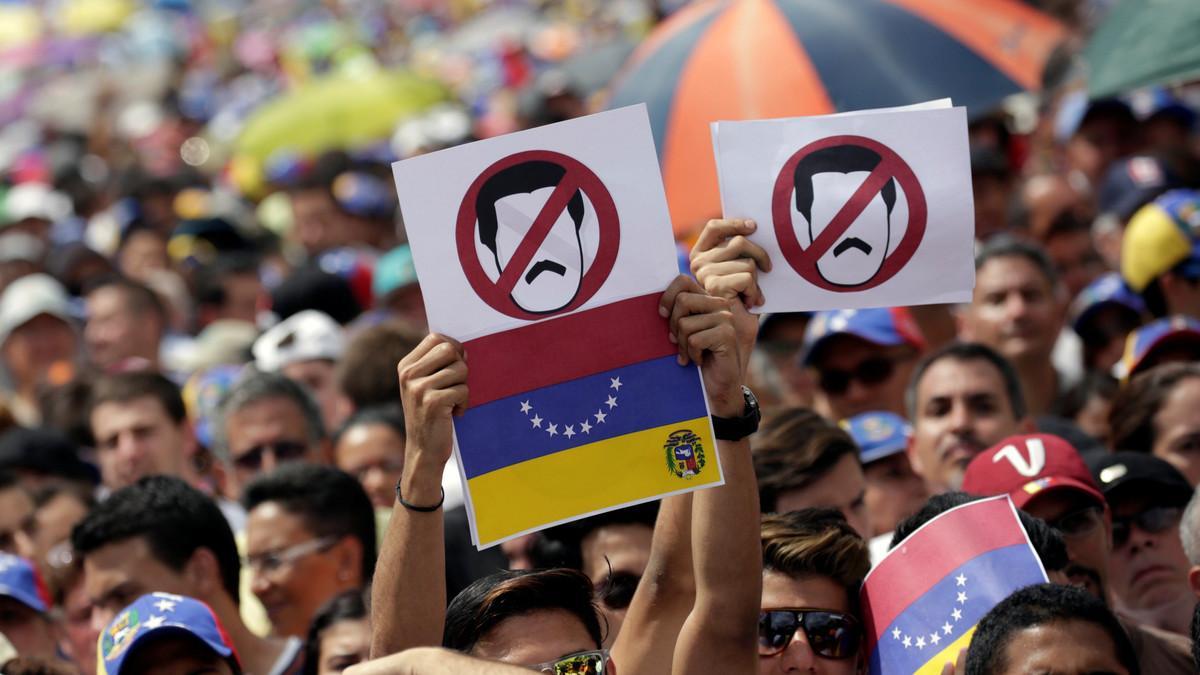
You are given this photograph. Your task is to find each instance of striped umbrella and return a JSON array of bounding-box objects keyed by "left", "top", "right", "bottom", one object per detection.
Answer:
[{"left": 607, "top": 0, "right": 1065, "bottom": 237}]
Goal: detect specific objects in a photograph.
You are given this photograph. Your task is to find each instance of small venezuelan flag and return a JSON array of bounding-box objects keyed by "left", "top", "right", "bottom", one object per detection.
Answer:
[
  {"left": 861, "top": 496, "right": 1048, "bottom": 674},
  {"left": 456, "top": 293, "right": 720, "bottom": 547}
]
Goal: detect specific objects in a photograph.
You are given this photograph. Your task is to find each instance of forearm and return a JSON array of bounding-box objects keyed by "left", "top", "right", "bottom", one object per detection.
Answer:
[
  {"left": 370, "top": 457, "right": 448, "bottom": 657},
  {"left": 350, "top": 648, "right": 529, "bottom": 675}
]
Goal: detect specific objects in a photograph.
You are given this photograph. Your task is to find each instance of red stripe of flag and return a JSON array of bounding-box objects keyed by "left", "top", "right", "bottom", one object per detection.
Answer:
[
  {"left": 861, "top": 497, "right": 1030, "bottom": 644},
  {"left": 463, "top": 293, "right": 676, "bottom": 407}
]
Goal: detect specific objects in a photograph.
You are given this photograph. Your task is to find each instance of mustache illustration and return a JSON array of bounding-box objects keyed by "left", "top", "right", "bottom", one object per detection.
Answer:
[
  {"left": 525, "top": 259, "right": 568, "bottom": 283},
  {"left": 833, "top": 237, "right": 873, "bottom": 257}
]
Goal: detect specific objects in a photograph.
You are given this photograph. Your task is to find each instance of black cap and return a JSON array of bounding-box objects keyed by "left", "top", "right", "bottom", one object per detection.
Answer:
[
  {"left": 0, "top": 428, "right": 99, "bottom": 485},
  {"left": 271, "top": 264, "right": 362, "bottom": 325},
  {"left": 1087, "top": 451, "right": 1193, "bottom": 507}
]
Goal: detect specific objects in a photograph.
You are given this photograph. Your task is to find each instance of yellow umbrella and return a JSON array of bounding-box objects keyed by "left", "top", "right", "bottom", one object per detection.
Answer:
[
  {"left": 58, "top": 0, "right": 134, "bottom": 35},
  {"left": 0, "top": 5, "right": 42, "bottom": 48}
]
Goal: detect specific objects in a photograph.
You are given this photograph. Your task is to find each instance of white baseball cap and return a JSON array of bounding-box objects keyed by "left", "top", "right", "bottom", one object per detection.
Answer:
[
  {"left": 253, "top": 310, "right": 345, "bottom": 372},
  {"left": 4, "top": 183, "right": 72, "bottom": 224},
  {"left": 0, "top": 273, "right": 73, "bottom": 346}
]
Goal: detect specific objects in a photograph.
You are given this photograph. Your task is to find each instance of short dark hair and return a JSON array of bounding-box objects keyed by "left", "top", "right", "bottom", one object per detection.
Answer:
[
  {"left": 303, "top": 590, "right": 368, "bottom": 675},
  {"left": 531, "top": 502, "right": 659, "bottom": 570},
  {"left": 761, "top": 508, "right": 870, "bottom": 615},
  {"left": 89, "top": 371, "right": 187, "bottom": 425},
  {"left": 905, "top": 342, "right": 1028, "bottom": 421},
  {"left": 889, "top": 492, "right": 1068, "bottom": 572},
  {"left": 242, "top": 464, "right": 377, "bottom": 583},
  {"left": 332, "top": 404, "right": 406, "bottom": 448},
  {"left": 753, "top": 408, "right": 860, "bottom": 513},
  {"left": 793, "top": 145, "right": 897, "bottom": 225},
  {"left": 85, "top": 275, "right": 167, "bottom": 326},
  {"left": 964, "top": 583, "right": 1138, "bottom": 675},
  {"left": 1109, "top": 362, "right": 1200, "bottom": 454},
  {"left": 71, "top": 476, "right": 241, "bottom": 603},
  {"left": 475, "top": 161, "right": 585, "bottom": 256},
  {"left": 443, "top": 569, "right": 602, "bottom": 653},
  {"left": 974, "top": 235, "right": 1060, "bottom": 290},
  {"left": 335, "top": 322, "right": 423, "bottom": 411}
]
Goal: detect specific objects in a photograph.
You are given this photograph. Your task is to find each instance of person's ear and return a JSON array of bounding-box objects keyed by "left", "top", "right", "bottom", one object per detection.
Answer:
[
  {"left": 905, "top": 439, "right": 926, "bottom": 479},
  {"left": 1187, "top": 565, "right": 1200, "bottom": 600},
  {"left": 185, "top": 547, "right": 224, "bottom": 600},
  {"left": 333, "top": 536, "right": 363, "bottom": 587}
]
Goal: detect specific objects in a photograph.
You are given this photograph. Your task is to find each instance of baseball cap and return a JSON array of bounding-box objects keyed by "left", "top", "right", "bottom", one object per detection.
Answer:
[
  {"left": 1115, "top": 315, "right": 1200, "bottom": 380},
  {"left": 372, "top": 245, "right": 418, "bottom": 299},
  {"left": 962, "top": 433, "right": 1105, "bottom": 510},
  {"left": 2, "top": 182, "right": 72, "bottom": 225},
  {"left": 800, "top": 307, "right": 925, "bottom": 366},
  {"left": 1069, "top": 272, "right": 1145, "bottom": 336},
  {"left": 99, "top": 593, "right": 239, "bottom": 675},
  {"left": 1097, "top": 156, "right": 1178, "bottom": 222},
  {"left": 1087, "top": 451, "right": 1194, "bottom": 508},
  {"left": 1121, "top": 189, "right": 1200, "bottom": 292},
  {"left": 253, "top": 310, "right": 345, "bottom": 372},
  {"left": 0, "top": 427, "right": 99, "bottom": 485},
  {"left": 181, "top": 364, "right": 244, "bottom": 450},
  {"left": 841, "top": 411, "right": 910, "bottom": 464},
  {"left": 0, "top": 273, "right": 74, "bottom": 346},
  {"left": 0, "top": 553, "right": 52, "bottom": 614}
]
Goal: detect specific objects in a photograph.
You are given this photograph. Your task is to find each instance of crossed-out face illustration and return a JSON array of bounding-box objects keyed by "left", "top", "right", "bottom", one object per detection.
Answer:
[
  {"left": 791, "top": 145, "right": 898, "bottom": 287},
  {"left": 475, "top": 160, "right": 588, "bottom": 314}
]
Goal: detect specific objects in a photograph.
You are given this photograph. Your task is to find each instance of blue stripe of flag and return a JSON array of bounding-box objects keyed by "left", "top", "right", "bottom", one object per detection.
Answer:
[
  {"left": 868, "top": 544, "right": 1046, "bottom": 674},
  {"left": 454, "top": 355, "right": 709, "bottom": 479}
]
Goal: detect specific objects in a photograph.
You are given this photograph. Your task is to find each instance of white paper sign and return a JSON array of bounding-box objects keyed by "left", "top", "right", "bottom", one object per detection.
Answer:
[
  {"left": 392, "top": 104, "right": 680, "bottom": 340},
  {"left": 713, "top": 104, "right": 975, "bottom": 312}
]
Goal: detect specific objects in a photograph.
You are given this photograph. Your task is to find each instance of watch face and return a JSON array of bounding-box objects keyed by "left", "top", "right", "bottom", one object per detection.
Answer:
[{"left": 743, "top": 386, "right": 761, "bottom": 420}]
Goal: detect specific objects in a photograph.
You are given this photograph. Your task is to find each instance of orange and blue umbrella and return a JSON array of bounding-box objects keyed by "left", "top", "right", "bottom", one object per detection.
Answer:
[{"left": 607, "top": 0, "right": 1065, "bottom": 236}]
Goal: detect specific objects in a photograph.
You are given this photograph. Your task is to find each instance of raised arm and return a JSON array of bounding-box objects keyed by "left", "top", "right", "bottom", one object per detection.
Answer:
[
  {"left": 664, "top": 276, "right": 762, "bottom": 675},
  {"left": 370, "top": 335, "right": 468, "bottom": 657}
]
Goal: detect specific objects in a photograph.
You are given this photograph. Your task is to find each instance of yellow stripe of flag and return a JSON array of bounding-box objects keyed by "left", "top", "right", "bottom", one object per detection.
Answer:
[{"left": 913, "top": 626, "right": 976, "bottom": 675}]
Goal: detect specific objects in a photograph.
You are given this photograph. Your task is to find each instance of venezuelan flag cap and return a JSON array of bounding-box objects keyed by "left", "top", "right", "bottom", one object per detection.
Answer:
[
  {"left": 1121, "top": 189, "right": 1200, "bottom": 292},
  {"left": 1116, "top": 315, "right": 1200, "bottom": 381},
  {"left": 0, "top": 552, "right": 51, "bottom": 613},
  {"left": 98, "top": 593, "right": 239, "bottom": 675}
]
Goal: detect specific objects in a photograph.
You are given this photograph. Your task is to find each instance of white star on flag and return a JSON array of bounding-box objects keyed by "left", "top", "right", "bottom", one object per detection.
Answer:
[
  {"left": 952, "top": 608, "right": 963, "bottom": 621},
  {"left": 902, "top": 636, "right": 911, "bottom": 649},
  {"left": 957, "top": 592, "right": 967, "bottom": 604},
  {"left": 580, "top": 420, "right": 592, "bottom": 434},
  {"left": 564, "top": 425, "right": 575, "bottom": 438},
  {"left": 915, "top": 637, "right": 925, "bottom": 649},
  {"left": 956, "top": 574, "right": 967, "bottom": 586},
  {"left": 610, "top": 377, "right": 622, "bottom": 391},
  {"left": 606, "top": 395, "right": 618, "bottom": 409},
  {"left": 892, "top": 628, "right": 901, "bottom": 640},
  {"left": 154, "top": 599, "right": 177, "bottom": 613},
  {"left": 144, "top": 615, "right": 166, "bottom": 629},
  {"left": 594, "top": 410, "right": 607, "bottom": 423},
  {"left": 943, "top": 622, "right": 953, "bottom": 635},
  {"left": 530, "top": 414, "right": 542, "bottom": 428},
  {"left": 520, "top": 401, "right": 532, "bottom": 414},
  {"left": 929, "top": 633, "right": 941, "bottom": 646},
  {"left": 547, "top": 423, "right": 558, "bottom": 437}
]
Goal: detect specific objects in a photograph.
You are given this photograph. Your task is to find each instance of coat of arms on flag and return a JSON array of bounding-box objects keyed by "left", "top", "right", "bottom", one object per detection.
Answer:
[
  {"left": 392, "top": 106, "right": 723, "bottom": 548},
  {"left": 861, "top": 496, "right": 1048, "bottom": 674}
]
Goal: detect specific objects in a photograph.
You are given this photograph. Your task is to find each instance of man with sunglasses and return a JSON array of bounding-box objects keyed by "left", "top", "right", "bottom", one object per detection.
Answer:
[
  {"left": 1087, "top": 452, "right": 1194, "bottom": 636},
  {"left": 799, "top": 307, "right": 925, "bottom": 420},
  {"left": 962, "top": 434, "right": 1194, "bottom": 674}
]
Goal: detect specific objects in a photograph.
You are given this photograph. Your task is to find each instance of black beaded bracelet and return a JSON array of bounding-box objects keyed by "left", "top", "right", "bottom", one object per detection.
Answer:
[{"left": 395, "top": 483, "right": 445, "bottom": 512}]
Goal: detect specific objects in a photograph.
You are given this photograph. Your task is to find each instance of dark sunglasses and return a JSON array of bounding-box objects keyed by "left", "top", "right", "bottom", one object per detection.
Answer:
[
  {"left": 1045, "top": 505, "right": 1105, "bottom": 539},
  {"left": 530, "top": 649, "right": 609, "bottom": 674},
  {"left": 595, "top": 572, "right": 639, "bottom": 611},
  {"left": 816, "top": 356, "right": 896, "bottom": 396},
  {"left": 233, "top": 440, "right": 310, "bottom": 471},
  {"left": 758, "top": 609, "right": 860, "bottom": 659},
  {"left": 1112, "top": 506, "right": 1182, "bottom": 549}
]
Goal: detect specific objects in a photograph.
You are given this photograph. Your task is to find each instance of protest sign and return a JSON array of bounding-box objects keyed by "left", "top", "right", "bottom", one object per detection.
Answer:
[
  {"left": 713, "top": 102, "right": 974, "bottom": 312},
  {"left": 392, "top": 105, "right": 722, "bottom": 548},
  {"left": 860, "top": 496, "right": 1048, "bottom": 675}
]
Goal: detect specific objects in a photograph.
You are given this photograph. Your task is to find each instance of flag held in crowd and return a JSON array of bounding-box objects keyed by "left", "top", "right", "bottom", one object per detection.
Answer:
[
  {"left": 392, "top": 105, "right": 721, "bottom": 547},
  {"left": 861, "top": 496, "right": 1048, "bottom": 674}
]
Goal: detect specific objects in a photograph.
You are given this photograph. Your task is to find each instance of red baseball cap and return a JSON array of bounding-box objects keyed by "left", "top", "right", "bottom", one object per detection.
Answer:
[{"left": 961, "top": 434, "right": 1106, "bottom": 510}]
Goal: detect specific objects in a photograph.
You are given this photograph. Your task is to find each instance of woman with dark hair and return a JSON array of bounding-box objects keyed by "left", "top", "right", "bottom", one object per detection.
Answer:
[
  {"left": 304, "top": 591, "right": 370, "bottom": 675},
  {"left": 1109, "top": 362, "right": 1200, "bottom": 485}
]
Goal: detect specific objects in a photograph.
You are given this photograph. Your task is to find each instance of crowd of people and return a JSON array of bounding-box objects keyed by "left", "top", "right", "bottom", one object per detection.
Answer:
[{"left": 1, "top": 0, "right": 1200, "bottom": 674}]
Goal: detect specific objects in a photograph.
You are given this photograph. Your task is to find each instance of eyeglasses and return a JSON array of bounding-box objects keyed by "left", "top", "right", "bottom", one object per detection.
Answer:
[
  {"left": 595, "top": 572, "right": 639, "bottom": 611},
  {"left": 758, "top": 609, "right": 861, "bottom": 659},
  {"left": 1045, "top": 505, "right": 1105, "bottom": 539},
  {"left": 529, "top": 649, "right": 609, "bottom": 674},
  {"left": 1112, "top": 506, "right": 1182, "bottom": 549},
  {"left": 232, "top": 440, "right": 310, "bottom": 472},
  {"left": 816, "top": 356, "right": 897, "bottom": 396},
  {"left": 244, "top": 536, "right": 338, "bottom": 575}
]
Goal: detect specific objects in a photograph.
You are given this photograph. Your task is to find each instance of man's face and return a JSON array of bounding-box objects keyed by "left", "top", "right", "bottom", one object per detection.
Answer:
[
  {"left": 579, "top": 523, "right": 653, "bottom": 647},
  {"left": 0, "top": 596, "right": 58, "bottom": 661},
  {"left": 1044, "top": 230, "right": 1105, "bottom": 300},
  {"left": 795, "top": 172, "right": 890, "bottom": 287},
  {"left": 758, "top": 571, "right": 858, "bottom": 675},
  {"left": 221, "top": 273, "right": 262, "bottom": 325},
  {"left": 862, "top": 453, "right": 928, "bottom": 537},
  {"left": 909, "top": 357, "right": 1022, "bottom": 492},
  {"left": 1106, "top": 492, "right": 1190, "bottom": 618},
  {"left": 83, "top": 537, "right": 198, "bottom": 632},
  {"left": 91, "top": 397, "right": 190, "bottom": 491},
  {"left": 334, "top": 422, "right": 406, "bottom": 509},
  {"left": 85, "top": 287, "right": 154, "bottom": 368},
  {"left": 224, "top": 396, "right": 323, "bottom": 493},
  {"left": 291, "top": 189, "right": 347, "bottom": 255},
  {"left": 1023, "top": 490, "right": 1111, "bottom": 601},
  {"left": 485, "top": 188, "right": 585, "bottom": 314},
  {"left": 1, "top": 314, "right": 77, "bottom": 388},
  {"left": 1150, "top": 377, "right": 1200, "bottom": 486},
  {"left": 774, "top": 453, "right": 871, "bottom": 539},
  {"left": 965, "top": 256, "right": 1063, "bottom": 365},
  {"left": 811, "top": 336, "right": 915, "bottom": 420},
  {"left": 0, "top": 485, "right": 34, "bottom": 555}
]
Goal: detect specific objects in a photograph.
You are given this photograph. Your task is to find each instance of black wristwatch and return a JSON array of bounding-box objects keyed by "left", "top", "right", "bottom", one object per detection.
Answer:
[{"left": 711, "top": 386, "right": 761, "bottom": 441}]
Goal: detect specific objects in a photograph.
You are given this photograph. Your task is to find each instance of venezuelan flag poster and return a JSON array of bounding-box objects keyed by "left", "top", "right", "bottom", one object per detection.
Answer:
[{"left": 392, "top": 105, "right": 722, "bottom": 548}]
